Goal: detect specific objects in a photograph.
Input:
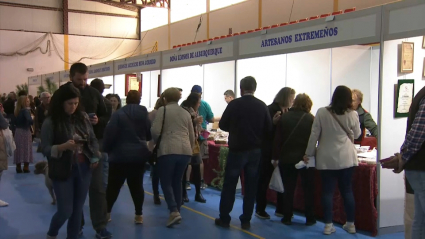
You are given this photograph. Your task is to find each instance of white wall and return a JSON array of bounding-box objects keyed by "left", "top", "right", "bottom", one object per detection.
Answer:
[
  {"left": 237, "top": 54, "right": 286, "bottom": 105},
  {"left": 140, "top": 71, "right": 151, "bottom": 107},
  {"left": 379, "top": 35, "right": 425, "bottom": 228},
  {"left": 370, "top": 46, "right": 380, "bottom": 122},
  {"left": 170, "top": 15, "right": 208, "bottom": 47},
  {"left": 203, "top": 61, "right": 235, "bottom": 117},
  {"left": 162, "top": 65, "right": 203, "bottom": 102},
  {"left": 332, "top": 45, "right": 373, "bottom": 115},
  {"left": 150, "top": 70, "right": 160, "bottom": 110},
  {"left": 287, "top": 49, "right": 331, "bottom": 115},
  {"left": 114, "top": 74, "right": 126, "bottom": 100},
  {"left": 0, "top": 7, "right": 62, "bottom": 33},
  {"left": 141, "top": 25, "right": 169, "bottom": 52}
]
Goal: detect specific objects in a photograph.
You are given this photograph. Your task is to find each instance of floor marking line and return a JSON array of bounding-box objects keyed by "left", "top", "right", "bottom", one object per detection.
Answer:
[{"left": 144, "top": 191, "right": 265, "bottom": 239}]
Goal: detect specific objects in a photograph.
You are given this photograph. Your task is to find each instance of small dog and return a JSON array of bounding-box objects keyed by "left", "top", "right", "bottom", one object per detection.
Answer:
[{"left": 34, "top": 161, "right": 56, "bottom": 205}]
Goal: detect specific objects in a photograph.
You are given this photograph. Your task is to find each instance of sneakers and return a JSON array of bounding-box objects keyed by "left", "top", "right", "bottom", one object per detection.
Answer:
[
  {"left": 95, "top": 228, "right": 112, "bottom": 239},
  {"left": 255, "top": 211, "right": 270, "bottom": 219},
  {"left": 107, "top": 213, "right": 111, "bottom": 222},
  {"left": 183, "top": 195, "right": 189, "bottom": 203},
  {"left": 323, "top": 224, "right": 336, "bottom": 235},
  {"left": 0, "top": 200, "right": 9, "bottom": 207},
  {"left": 343, "top": 223, "right": 356, "bottom": 234},
  {"left": 274, "top": 212, "right": 284, "bottom": 218},
  {"left": 135, "top": 215, "right": 143, "bottom": 224},
  {"left": 201, "top": 180, "right": 207, "bottom": 190},
  {"left": 186, "top": 182, "right": 191, "bottom": 190},
  {"left": 167, "top": 212, "right": 182, "bottom": 227}
]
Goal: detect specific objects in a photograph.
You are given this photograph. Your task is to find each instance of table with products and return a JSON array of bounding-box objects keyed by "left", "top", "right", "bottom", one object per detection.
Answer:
[{"left": 205, "top": 140, "right": 378, "bottom": 236}]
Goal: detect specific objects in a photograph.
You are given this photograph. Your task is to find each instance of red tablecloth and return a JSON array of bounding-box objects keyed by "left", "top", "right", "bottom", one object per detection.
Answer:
[{"left": 205, "top": 141, "right": 378, "bottom": 236}]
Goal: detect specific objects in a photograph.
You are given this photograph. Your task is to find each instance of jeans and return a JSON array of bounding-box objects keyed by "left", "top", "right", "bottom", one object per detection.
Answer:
[
  {"left": 158, "top": 154, "right": 191, "bottom": 212},
  {"left": 219, "top": 148, "right": 261, "bottom": 224},
  {"left": 152, "top": 165, "right": 160, "bottom": 195},
  {"left": 256, "top": 157, "right": 283, "bottom": 214},
  {"left": 280, "top": 163, "right": 315, "bottom": 221},
  {"left": 102, "top": 153, "right": 109, "bottom": 190},
  {"left": 320, "top": 167, "right": 355, "bottom": 224},
  {"left": 48, "top": 162, "right": 91, "bottom": 239},
  {"left": 406, "top": 170, "right": 425, "bottom": 239},
  {"left": 106, "top": 163, "right": 145, "bottom": 215}
]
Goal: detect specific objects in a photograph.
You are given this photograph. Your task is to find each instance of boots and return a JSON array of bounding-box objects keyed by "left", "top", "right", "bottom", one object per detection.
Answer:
[
  {"left": 16, "top": 163, "right": 22, "bottom": 173},
  {"left": 23, "top": 163, "right": 30, "bottom": 173},
  {"left": 195, "top": 193, "right": 206, "bottom": 203}
]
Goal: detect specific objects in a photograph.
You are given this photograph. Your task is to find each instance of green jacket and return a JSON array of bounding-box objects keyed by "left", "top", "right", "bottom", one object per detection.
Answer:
[{"left": 356, "top": 106, "right": 378, "bottom": 138}]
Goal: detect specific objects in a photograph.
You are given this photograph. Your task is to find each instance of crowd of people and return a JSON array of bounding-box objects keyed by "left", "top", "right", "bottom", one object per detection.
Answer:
[{"left": 8, "top": 59, "right": 425, "bottom": 239}]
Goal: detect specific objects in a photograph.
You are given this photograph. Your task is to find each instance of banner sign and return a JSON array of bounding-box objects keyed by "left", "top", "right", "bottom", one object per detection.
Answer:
[
  {"left": 162, "top": 42, "right": 233, "bottom": 67},
  {"left": 88, "top": 62, "right": 113, "bottom": 78},
  {"left": 114, "top": 54, "right": 160, "bottom": 74},
  {"left": 239, "top": 14, "right": 377, "bottom": 55},
  {"left": 28, "top": 75, "right": 42, "bottom": 85}
]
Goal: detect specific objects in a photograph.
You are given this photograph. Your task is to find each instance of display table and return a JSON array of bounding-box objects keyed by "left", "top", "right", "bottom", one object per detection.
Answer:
[{"left": 205, "top": 141, "right": 378, "bottom": 236}]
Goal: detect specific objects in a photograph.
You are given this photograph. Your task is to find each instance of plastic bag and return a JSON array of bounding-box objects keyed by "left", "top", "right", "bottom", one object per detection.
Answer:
[
  {"left": 269, "top": 167, "right": 284, "bottom": 193},
  {"left": 3, "top": 128, "right": 15, "bottom": 157}
]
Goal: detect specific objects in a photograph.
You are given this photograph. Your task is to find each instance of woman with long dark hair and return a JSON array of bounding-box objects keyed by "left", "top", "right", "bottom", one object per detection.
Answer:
[
  {"left": 305, "top": 85, "right": 361, "bottom": 235},
  {"left": 181, "top": 92, "right": 206, "bottom": 203},
  {"left": 105, "top": 94, "right": 121, "bottom": 114},
  {"left": 256, "top": 87, "right": 296, "bottom": 219},
  {"left": 42, "top": 85, "right": 100, "bottom": 239}
]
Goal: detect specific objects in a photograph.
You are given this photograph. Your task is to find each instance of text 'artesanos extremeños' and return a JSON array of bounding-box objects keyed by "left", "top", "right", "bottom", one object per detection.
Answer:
[
  {"left": 261, "top": 27, "right": 338, "bottom": 48},
  {"left": 169, "top": 47, "right": 223, "bottom": 62},
  {"left": 117, "top": 59, "right": 157, "bottom": 70}
]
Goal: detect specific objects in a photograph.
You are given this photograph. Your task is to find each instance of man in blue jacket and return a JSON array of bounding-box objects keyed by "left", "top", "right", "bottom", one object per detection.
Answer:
[{"left": 215, "top": 76, "right": 272, "bottom": 230}]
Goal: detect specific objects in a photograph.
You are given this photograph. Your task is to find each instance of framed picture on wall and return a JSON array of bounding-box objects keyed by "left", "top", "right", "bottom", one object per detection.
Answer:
[
  {"left": 395, "top": 79, "right": 414, "bottom": 118},
  {"left": 401, "top": 42, "right": 414, "bottom": 73},
  {"left": 423, "top": 36, "right": 425, "bottom": 48},
  {"left": 424, "top": 58, "right": 425, "bottom": 77},
  {"left": 125, "top": 74, "right": 142, "bottom": 96}
]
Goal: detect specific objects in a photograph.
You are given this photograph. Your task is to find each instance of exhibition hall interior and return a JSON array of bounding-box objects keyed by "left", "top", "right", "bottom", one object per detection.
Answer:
[{"left": 1, "top": 0, "right": 425, "bottom": 238}]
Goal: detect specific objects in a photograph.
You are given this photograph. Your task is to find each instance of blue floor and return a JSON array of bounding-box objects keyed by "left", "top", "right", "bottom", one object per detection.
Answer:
[{"left": 0, "top": 146, "right": 404, "bottom": 239}]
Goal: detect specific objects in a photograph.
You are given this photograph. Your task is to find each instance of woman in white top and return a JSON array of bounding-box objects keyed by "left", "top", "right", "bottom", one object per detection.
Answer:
[{"left": 305, "top": 85, "right": 361, "bottom": 236}]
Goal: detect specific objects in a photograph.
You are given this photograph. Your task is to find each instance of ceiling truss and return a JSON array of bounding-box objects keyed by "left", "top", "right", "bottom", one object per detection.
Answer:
[{"left": 84, "top": 0, "right": 169, "bottom": 12}]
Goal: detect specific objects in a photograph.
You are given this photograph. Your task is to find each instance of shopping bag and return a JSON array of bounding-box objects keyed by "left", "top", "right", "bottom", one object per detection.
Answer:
[
  {"left": 269, "top": 167, "right": 284, "bottom": 193},
  {"left": 2, "top": 129, "right": 15, "bottom": 157}
]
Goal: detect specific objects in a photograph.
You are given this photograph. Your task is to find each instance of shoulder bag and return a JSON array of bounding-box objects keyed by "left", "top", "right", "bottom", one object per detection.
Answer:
[
  {"left": 280, "top": 113, "right": 306, "bottom": 149},
  {"left": 326, "top": 107, "right": 354, "bottom": 143},
  {"left": 150, "top": 106, "right": 166, "bottom": 166}
]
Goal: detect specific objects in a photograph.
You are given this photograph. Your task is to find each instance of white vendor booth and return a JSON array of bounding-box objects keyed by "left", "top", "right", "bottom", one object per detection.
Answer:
[
  {"left": 161, "top": 39, "right": 236, "bottom": 117},
  {"left": 59, "top": 70, "right": 70, "bottom": 86},
  {"left": 377, "top": 0, "right": 425, "bottom": 236},
  {"left": 86, "top": 61, "right": 114, "bottom": 97},
  {"left": 41, "top": 72, "right": 60, "bottom": 95},
  {"left": 113, "top": 52, "right": 161, "bottom": 110},
  {"left": 28, "top": 75, "right": 42, "bottom": 97}
]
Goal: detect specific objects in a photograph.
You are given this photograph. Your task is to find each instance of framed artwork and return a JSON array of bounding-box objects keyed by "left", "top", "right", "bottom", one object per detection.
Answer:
[
  {"left": 423, "top": 36, "right": 425, "bottom": 49},
  {"left": 395, "top": 79, "right": 414, "bottom": 118},
  {"left": 401, "top": 42, "right": 414, "bottom": 73},
  {"left": 125, "top": 74, "right": 142, "bottom": 96},
  {"left": 423, "top": 58, "right": 425, "bottom": 77}
]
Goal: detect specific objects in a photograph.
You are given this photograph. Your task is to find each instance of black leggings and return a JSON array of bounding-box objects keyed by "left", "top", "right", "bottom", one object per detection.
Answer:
[
  {"left": 106, "top": 163, "right": 145, "bottom": 215},
  {"left": 182, "top": 164, "right": 201, "bottom": 196}
]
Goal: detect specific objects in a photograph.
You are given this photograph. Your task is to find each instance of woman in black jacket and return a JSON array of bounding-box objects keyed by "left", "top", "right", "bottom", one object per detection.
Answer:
[
  {"left": 103, "top": 90, "right": 151, "bottom": 224},
  {"left": 272, "top": 93, "right": 316, "bottom": 226},
  {"left": 42, "top": 84, "right": 100, "bottom": 239}
]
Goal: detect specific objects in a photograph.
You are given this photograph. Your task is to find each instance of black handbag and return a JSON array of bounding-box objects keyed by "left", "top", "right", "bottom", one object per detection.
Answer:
[
  {"left": 149, "top": 106, "right": 166, "bottom": 166},
  {"left": 48, "top": 150, "right": 73, "bottom": 181}
]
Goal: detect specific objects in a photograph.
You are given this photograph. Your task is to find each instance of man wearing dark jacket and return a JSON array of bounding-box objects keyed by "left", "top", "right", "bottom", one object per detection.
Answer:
[
  {"left": 215, "top": 76, "right": 272, "bottom": 230},
  {"left": 60, "top": 63, "right": 112, "bottom": 239},
  {"left": 90, "top": 79, "right": 113, "bottom": 190}
]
